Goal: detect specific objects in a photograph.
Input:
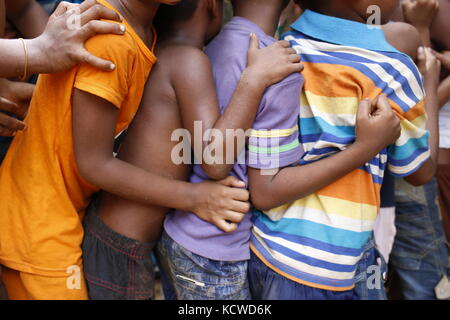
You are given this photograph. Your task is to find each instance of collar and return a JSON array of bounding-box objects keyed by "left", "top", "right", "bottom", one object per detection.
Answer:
[{"left": 291, "top": 9, "right": 400, "bottom": 53}]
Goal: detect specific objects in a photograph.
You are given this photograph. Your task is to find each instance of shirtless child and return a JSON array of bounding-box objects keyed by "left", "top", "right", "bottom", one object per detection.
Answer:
[{"left": 81, "top": 0, "right": 303, "bottom": 300}]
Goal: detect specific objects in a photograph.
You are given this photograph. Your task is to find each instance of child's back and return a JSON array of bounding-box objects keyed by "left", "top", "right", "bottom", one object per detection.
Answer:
[{"left": 250, "top": 9, "right": 430, "bottom": 291}]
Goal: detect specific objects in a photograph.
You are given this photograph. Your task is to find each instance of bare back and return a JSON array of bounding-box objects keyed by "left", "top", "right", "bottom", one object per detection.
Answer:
[{"left": 96, "top": 43, "right": 191, "bottom": 243}]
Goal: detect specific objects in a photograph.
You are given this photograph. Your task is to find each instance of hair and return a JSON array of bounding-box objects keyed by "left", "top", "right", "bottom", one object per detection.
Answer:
[{"left": 154, "top": 0, "right": 201, "bottom": 33}]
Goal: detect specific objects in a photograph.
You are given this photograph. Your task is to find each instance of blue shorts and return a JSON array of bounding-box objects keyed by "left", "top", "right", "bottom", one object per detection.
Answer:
[
  {"left": 248, "top": 250, "right": 358, "bottom": 300},
  {"left": 156, "top": 231, "right": 250, "bottom": 300}
]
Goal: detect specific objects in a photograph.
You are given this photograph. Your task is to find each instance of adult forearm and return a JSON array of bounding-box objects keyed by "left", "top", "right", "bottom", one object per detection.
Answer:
[
  {"left": 251, "top": 142, "right": 377, "bottom": 210},
  {"left": 82, "top": 157, "right": 197, "bottom": 212},
  {"left": 0, "top": 38, "right": 46, "bottom": 78}
]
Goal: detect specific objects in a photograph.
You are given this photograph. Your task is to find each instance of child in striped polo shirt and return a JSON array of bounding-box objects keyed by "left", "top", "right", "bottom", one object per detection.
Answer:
[{"left": 248, "top": 0, "right": 439, "bottom": 300}]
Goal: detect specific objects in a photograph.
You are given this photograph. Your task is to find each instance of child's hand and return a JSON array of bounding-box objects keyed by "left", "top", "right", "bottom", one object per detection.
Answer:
[
  {"left": 418, "top": 46, "right": 441, "bottom": 91},
  {"left": 31, "top": 0, "right": 126, "bottom": 73},
  {"left": 402, "top": 0, "right": 440, "bottom": 31},
  {"left": 355, "top": 95, "right": 401, "bottom": 155},
  {"left": 0, "top": 79, "right": 34, "bottom": 136},
  {"left": 245, "top": 33, "right": 304, "bottom": 88},
  {"left": 0, "top": 97, "right": 26, "bottom": 136},
  {"left": 432, "top": 50, "right": 450, "bottom": 70},
  {"left": 190, "top": 176, "right": 250, "bottom": 233}
]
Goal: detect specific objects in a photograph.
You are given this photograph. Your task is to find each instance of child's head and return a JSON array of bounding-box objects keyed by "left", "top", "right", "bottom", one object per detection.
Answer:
[
  {"left": 155, "top": 0, "right": 223, "bottom": 43},
  {"left": 295, "top": 0, "right": 400, "bottom": 24}
]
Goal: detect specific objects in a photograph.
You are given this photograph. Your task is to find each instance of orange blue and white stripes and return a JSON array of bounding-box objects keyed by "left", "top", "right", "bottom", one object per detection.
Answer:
[{"left": 250, "top": 10, "right": 430, "bottom": 291}]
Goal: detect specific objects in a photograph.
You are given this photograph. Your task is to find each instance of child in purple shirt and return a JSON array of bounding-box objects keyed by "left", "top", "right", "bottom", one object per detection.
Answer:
[{"left": 159, "top": 0, "right": 404, "bottom": 301}]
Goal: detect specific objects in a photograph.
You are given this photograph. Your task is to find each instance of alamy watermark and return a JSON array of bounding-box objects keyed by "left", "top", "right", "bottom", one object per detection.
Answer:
[{"left": 170, "top": 121, "right": 281, "bottom": 175}]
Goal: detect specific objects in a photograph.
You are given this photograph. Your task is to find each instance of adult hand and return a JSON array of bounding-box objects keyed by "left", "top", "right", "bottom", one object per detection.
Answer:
[{"left": 30, "top": 0, "right": 126, "bottom": 74}]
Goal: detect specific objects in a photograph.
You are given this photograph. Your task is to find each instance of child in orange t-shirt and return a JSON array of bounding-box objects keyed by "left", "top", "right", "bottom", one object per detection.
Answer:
[{"left": 0, "top": 0, "right": 249, "bottom": 300}]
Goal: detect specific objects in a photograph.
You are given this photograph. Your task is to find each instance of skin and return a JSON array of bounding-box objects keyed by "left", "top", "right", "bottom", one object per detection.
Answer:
[
  {"left": 93, "top": 0, "right": 303, "bottom": 242},
  {"left": 392, "top": 0, "right": 450, "bottom": 51},
  {"left": 0, "top": 0, "right": 5, "bottom": 36},
  {"left": 430, "top": 0, "right": 450, "bottom": 50},
  {"left": 382, "top": 1, "right": 442, "bottom": 185},
  {"left": 0, "top": 0, "right": 129, "bottom": 136},
  {"left": 233, "top": 0, "right": 399, "bottom": 211},
  {"left": 301, "top": 0, "right": 438, "bottom": 186},
  {"left": 6, "top": 0, "right": 48, "bottom": 38},
  {"left": 407, "top": 0, "right": 450, "bottom": 167},
  {"left": 295, "top": 0, "right": 401, "bottom": 24},
  {"left": 402, "top": 0, "right": 439, "bottom": 47}
]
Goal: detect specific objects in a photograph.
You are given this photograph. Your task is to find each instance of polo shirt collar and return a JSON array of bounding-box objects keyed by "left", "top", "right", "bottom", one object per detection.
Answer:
[{"left": 291, "top": 9, "right": 400, "bottom": 53}]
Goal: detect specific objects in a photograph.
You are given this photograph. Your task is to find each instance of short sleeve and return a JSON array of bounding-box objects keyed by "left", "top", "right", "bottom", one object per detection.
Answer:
[
  {"left": 247, "top": 76, "right": 304, "bottom": 170},
  {"left": 388, "top": 98, "right": 430, "bottom": 176},
  {"left": 74, "top": 32, "right": 135, "bottom": 109}
]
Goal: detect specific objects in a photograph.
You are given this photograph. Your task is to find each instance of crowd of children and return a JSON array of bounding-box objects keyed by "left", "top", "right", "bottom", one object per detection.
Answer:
[{"left": 0, "top": 0, "right": 449, "bottom": 300}]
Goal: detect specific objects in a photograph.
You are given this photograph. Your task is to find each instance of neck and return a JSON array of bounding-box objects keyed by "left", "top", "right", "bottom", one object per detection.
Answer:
[
  {"left": 160, "top": 17, "right": 208, "bottom": 49},
  {"left": 108, "top": 0, "right": 159, "bottom": 36},
  {"left": 314, "top": 5, "right": 366, "bottom": 24},
  {"left": 233, "top": 1, "right": 286, "bottom": 36}
]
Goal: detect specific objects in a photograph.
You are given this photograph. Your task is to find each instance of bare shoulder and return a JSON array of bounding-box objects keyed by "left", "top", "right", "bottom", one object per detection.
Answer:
[{"left": 382, "top": 22, "right": 422, "bottom": 60}]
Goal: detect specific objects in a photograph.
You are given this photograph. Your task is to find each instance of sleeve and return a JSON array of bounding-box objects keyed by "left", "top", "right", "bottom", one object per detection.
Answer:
[
  {"left": 386, "top": 59, "right": 430, "bottom": 177},
  {"left": 73, "top": 33, "right": 135, "bottom": 109},
  {"left": 247, "top": 76, "right": 304, "bottom": 170}
]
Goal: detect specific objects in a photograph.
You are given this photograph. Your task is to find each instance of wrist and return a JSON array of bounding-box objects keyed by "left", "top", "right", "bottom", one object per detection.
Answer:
[
  {"left": 241, "top": 67, "right": 270, "bottom": 92},
  {"left": 26, "top": 37, "right": 48, "bottom": 75},
  {"left": 350, "top": 140, "right": 379, "bottom": 163},
  {"left": 184, "top": 183, "right": 201, "bottom": 213}
]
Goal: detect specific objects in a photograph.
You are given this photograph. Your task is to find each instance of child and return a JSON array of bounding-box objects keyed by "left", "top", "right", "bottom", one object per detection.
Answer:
[
  {"left": 385, "top": 0, "right": 450, "bottom": 300},
  {"left": 157, "top": 0, "right": 401, "bottom": 300},
  {"left": 247, "top": 0, "right": 437, "bottom": 300},
  {"left": 0, "top": 0, "right": 250, "bottom": 300},
  {"left": 81, "top": 0, "right": 302, "bottom": 300}
]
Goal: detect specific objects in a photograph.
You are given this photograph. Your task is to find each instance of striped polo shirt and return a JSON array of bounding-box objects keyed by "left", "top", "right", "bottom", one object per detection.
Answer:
[{"left": 250, "top": 10, "right": 430, "bottom": 291}]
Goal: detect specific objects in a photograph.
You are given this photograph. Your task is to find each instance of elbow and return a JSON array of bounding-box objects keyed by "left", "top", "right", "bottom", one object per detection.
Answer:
[
  {"left": 250, "top": 190, "right": 277, "bottom": 212},
  {"left": 76, "top": 156, "right": 105, "bottom": 187},
  {"left": 404, "top": 162, "right": 437, "bottom": 186}
]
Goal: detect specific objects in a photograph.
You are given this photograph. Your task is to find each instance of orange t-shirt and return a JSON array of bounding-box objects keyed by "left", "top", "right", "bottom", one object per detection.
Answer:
[{"left": 0, "top": 0, "right": 157, "bottom": 276}]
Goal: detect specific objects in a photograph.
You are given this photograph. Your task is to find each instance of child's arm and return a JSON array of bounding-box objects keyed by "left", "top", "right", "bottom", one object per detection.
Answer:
[
  {"left": 249, "top": 95, "right": 401, "bottom": 211},
  {"left": 404, "top": 47, "right": 441, "bottom": 186},
  {"left": 174, "top": 35, "right": 303, "bottom": 180},
  {"left": 6, "top": 0, "right": 48, "bottom": 38},
  {"left": 383, "top": 22, "right": 440, "bottom": 186},
  {"left": 72, "top": 89, "right": 251, "bottom": 233},
  {"left": 431, "top": 0, "right": 450, "bottom": 50},
  {"left": 438, "top": 74, "right": 450, "bottom": 108},
  {"left": 0, "top": 78, "right": 34, "bottom": 136},
  {"left": 402, "top": 0, "right": 439, "bottom": 47},
  {"left": 433, "top": 50, "right": 450, "bottom": 107}
]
